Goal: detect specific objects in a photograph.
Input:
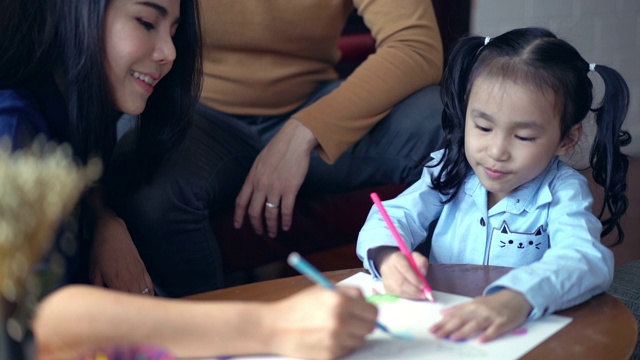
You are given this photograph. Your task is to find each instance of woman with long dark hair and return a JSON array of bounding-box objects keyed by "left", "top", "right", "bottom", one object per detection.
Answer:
[{"left": 1, "top": 1, "right": 377, "bottom": 358}]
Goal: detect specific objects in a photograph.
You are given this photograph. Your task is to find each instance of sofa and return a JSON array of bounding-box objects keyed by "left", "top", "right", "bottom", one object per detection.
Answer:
[{"left": 598, "top": 158, "right": 640, "bottom": 358}]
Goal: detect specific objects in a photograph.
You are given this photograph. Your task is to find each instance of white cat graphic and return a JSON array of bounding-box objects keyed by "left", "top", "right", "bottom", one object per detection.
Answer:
[{"left": 487, "top": 221, "right": 549, "bottom": 266}]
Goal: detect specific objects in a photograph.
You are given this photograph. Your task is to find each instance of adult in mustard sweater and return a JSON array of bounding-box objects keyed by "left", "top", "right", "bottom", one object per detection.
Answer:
[{"left": 99, "top": 0, "right": 445, "bottom": 297}]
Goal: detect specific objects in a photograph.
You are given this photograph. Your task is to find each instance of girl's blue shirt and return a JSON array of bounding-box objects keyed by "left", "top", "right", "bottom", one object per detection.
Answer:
[{"left": 357, "top": 149, "right": 614, "bottom": 319}]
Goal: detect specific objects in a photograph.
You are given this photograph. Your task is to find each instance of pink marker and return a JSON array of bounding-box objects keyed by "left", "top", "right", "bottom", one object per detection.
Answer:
[{"left": 370, "top": 192, "right": 434, "bottom": 302}]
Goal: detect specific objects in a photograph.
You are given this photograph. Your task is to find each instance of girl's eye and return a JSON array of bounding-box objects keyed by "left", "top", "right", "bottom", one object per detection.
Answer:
[
  {"left": 137, "top": 18, "right": 155, "bottom": 31},
  {"left": 515, "top": 135, "right": 536, "bottom": 142}
]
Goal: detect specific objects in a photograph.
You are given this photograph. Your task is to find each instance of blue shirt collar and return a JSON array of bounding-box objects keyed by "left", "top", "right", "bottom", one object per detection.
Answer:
[{"left": 465, "top": 157, "right": 559, "bottom": 214}]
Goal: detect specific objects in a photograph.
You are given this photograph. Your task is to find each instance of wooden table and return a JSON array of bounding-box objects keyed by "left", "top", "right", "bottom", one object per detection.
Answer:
[{"left": 187, "top": 264, "right": 637, "bottom": 359}]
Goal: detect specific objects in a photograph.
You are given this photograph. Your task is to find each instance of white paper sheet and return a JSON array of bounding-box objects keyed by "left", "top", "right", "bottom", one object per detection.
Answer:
[{"left": 211, "top": 272, "right": 572, "bottom": 360}]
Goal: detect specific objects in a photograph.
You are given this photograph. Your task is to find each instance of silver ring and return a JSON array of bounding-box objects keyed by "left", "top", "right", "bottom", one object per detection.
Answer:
[
  {"left": 265, "top": 201, "right": 279, "bottom": 209},
  {"left": 141, "top": 287, "right": 150, "bottom": 295}
]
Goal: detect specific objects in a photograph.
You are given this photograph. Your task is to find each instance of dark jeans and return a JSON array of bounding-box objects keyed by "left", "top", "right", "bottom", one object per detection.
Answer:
[{"left": 112, "top": 81, "right": 444, "bottom": 297}]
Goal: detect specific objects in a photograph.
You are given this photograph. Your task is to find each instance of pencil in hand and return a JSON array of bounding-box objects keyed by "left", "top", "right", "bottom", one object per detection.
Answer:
[
  {"left": 286, "top": 252, "right": 411, "bottom": 339},
  {"left": 369, "top": 192, "right": 435, "bottom": 302}
]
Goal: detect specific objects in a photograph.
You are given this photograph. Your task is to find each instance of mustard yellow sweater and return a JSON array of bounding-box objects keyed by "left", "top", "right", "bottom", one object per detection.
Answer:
[{"left": 199, "top": 0, "right": 443, "bottom": 163}]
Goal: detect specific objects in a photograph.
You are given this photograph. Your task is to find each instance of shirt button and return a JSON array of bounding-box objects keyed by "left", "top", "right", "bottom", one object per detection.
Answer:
[{"left": 480, "top": 217, "right": 486, "bottom": 226}]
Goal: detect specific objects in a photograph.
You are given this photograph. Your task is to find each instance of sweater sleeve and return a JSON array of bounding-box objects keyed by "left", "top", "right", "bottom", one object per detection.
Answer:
[{"left": 293, "top": 0, "right": 443, "bottom": 164}]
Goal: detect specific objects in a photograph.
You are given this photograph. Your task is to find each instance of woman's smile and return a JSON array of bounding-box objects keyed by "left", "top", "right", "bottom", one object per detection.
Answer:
[
  {"left": 131, "top": 70, "right": 159, "bottom": 94},
  {"left": 104, "top": 0, "right": 179, "bottom": 115}
]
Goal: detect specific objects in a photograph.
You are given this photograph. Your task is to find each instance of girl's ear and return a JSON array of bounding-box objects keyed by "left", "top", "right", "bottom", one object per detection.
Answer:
[{"left": 555, "top": 123, "right": 583, "bottom": 156}]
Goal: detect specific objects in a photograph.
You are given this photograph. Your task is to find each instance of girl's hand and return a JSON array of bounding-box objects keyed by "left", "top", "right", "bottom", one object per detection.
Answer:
[
  {"left": 267, "top": 285, "right": 377, "bottom": 360},
  {"left": 379, "top": 250, "right": 429, "bottom": 300},
  {"left": 430, "top": 289, "right": 532, "bottom": 342}
]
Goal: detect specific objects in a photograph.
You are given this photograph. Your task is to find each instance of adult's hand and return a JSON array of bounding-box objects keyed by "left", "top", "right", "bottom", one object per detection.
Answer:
[
  {"left": 266, "top": 285, "right": 377, "bottom": 360},
  {"left": 233, "top": 119, "right": 318, "bottom": 238},
  {"left": 91, "top": 212, "right": 154, "bottom": 296}
]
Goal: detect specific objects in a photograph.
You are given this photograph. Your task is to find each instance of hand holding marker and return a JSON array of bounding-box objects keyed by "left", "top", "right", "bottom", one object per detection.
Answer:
[
  {"left": 287, "top": 252, "right": 412, "bottom": 339},
  {"left": 370, "top": 192, "right": 435, "bottom": 302}
]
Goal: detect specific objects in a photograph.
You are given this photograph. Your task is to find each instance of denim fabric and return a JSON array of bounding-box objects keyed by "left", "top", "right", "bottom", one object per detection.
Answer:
[
  {"left": 111, "top": 81, "right": 444, "bottom": 297},
  {"left": 0, "top": 76, "right": 85, "bottom": 287},
  {"left": 0, "top": 76, "right": 69, "bottom": 150}
]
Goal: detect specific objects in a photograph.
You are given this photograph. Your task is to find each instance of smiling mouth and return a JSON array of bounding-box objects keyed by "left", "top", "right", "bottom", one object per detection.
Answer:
[{"left": 131, "top": 71, "right": 155, "bottom": 86}]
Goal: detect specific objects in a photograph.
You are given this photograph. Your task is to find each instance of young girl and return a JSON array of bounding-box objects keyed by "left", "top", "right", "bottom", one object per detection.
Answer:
[
  {"left": 357, "top": 27, "right": 630, "bottom": 343},
  {"left": 0, "top": 1, "right": 377, "bottom": 359}
]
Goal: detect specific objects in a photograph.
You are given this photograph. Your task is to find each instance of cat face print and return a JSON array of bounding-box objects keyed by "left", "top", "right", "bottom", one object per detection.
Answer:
[{"left": 487, "top": 221, "right": 549, "bottom": 266}]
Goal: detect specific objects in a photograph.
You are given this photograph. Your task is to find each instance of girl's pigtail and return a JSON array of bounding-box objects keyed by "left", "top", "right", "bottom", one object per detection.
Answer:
[
  {"left": 589, "top": 65, "right": 631, "bottom": 245},
  {"left": 440, "top": 37, "right": 485, "bottom": 135},
  {"left": 432, "top": 36, "right": 486, "bottom": 202}
]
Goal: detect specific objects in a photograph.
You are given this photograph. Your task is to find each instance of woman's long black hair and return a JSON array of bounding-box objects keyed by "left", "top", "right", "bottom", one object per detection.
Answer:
[
  {"left": 1, "top": 0, "right": 202, "bottom": 176},
  {"left": 135, "top": 0, "right": 203, "bottom": 180},
  {"left": 0, "top": 0, "right": 59, "bottom": 87},
  {"left": 432, "top": 27, "right": 631, "bottom": 245}
]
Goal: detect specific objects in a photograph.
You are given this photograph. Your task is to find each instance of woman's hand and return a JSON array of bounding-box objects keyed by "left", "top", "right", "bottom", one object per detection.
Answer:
[
  {"left": 91, "top": 212, "right": 154, "bottom": 296},
  {"left": 379, "top": 250, "right": 429, "bottom": 299},
  {"left": 430, "top": 289, "right": 533, "bottom": 342},
  {"left": 233, "top": 119, "right": 318, "bottom": 238},
  {"left": 266, "top": 285, "right": 377, "bottom": 360}
]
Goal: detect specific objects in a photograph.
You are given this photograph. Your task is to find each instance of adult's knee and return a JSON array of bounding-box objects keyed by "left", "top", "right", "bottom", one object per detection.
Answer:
[
  {"left": 117, "top": 176, "right": 202, "bottom": 246},
  {"left": 372, "top": 86, "right": 443, "bottom": 154},
  {"left": 391, "top": 85, "right": 443, "bottom": 134}
]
